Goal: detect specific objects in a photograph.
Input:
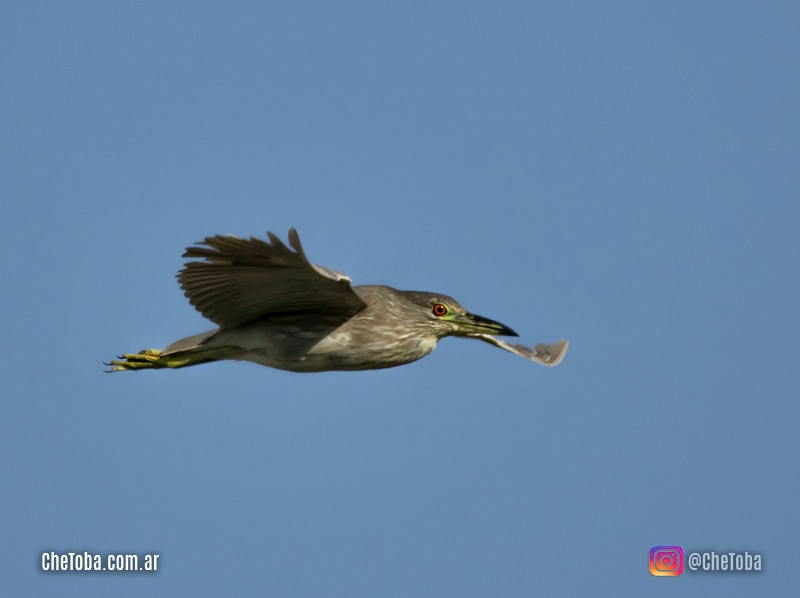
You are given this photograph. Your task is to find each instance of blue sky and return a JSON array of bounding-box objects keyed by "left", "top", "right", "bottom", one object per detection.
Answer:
[{"left": 2, "top": 1, "right": 798, "bottom": 596}]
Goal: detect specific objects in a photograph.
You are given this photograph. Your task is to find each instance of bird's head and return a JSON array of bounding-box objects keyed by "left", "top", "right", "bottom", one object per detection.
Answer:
[{"left": 401, "top": 291, "right": 519, "bottom": 339}]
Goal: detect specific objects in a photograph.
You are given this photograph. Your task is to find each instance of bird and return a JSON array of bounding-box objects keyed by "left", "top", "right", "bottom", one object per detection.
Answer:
[{"left": 108, "top": 228, "right": 568, "bottom": 373}]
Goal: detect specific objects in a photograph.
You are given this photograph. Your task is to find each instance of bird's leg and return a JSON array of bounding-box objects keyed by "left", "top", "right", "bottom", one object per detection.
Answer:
[
  {"left": 106, "top": 349, "right": 166, "bottom": 371},
  {"left": 106, "top": 347, "right": 213, "bottom": 371}
]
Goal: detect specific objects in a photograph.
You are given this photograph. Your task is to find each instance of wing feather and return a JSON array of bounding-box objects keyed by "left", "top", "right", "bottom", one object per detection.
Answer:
[{"left": 177, "top": 228, "right": 366, "bottom": 328}]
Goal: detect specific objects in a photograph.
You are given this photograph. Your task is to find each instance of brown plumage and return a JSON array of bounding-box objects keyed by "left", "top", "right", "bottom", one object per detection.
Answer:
[{"left": 108, "top": 228, "right": 568, "bottom": 372}]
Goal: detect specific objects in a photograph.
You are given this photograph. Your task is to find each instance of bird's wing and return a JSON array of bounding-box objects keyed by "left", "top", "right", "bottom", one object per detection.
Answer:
[
  {"left": 470, "top": 335, "right": 569, "bottom": 366},
  {"left": 177, "top": 228, "right": 366, "bottom": 328}
]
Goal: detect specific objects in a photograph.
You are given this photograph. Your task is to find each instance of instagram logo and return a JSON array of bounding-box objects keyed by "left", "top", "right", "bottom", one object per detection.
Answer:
[{"left": 649, "top": 546, "right": 684, "bottom": 576}]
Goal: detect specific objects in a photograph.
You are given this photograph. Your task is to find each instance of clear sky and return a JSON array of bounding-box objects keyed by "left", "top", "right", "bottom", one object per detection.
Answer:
[{"left": 3, "top": 1, "right": 798, "bottom": 596}]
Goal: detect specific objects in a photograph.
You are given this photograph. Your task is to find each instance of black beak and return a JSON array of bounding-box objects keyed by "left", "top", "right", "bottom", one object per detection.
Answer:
[{"left": 457, "top": 312, "right": 519, "bottom": 336}]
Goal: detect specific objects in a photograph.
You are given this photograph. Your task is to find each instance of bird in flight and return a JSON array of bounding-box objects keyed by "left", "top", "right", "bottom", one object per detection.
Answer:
[{"left": 108, "top": 229, "right": 568, "bottom": 373}]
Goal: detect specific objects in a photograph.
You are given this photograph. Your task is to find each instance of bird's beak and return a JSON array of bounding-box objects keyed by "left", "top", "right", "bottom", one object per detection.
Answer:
[{"left": 453, "top": 312, "right": 519, "bottom": 336}]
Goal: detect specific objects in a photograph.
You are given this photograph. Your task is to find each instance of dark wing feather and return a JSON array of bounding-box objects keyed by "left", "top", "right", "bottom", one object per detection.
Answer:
[{"left": 177, "top": 228, "right": 366, "bottom": 328}]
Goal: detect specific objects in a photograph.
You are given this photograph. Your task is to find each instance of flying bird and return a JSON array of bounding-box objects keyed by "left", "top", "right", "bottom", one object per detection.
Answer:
[{"left": 108, "top": 229, "right": 568, "bottom": 373}]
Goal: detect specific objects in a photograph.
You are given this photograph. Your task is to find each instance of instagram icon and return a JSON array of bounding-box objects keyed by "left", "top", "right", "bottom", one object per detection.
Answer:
[{"left": 649, "top": 546, "right": 684, "bottom": 576}]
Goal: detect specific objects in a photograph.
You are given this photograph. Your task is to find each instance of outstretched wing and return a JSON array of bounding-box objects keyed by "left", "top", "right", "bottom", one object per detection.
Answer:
[
  {"left": 470, "top": 335, "right": 569, "bottom": 366},
  {"left": 177, "top": 228, "right": 366, "bottom": 328}
]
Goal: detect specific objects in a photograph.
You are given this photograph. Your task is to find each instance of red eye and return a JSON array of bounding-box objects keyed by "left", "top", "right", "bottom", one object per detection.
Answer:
[{"left": 432, "top": 303, "right": 448, "bottom": 317}]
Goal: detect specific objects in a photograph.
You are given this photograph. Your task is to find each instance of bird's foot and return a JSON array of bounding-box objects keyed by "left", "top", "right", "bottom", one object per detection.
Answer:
[{"left": 105, "top": 349, "right": 164, "bottom": 372}]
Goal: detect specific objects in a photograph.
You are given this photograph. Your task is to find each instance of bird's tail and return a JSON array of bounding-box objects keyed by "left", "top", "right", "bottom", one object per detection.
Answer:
[{"left": 106, "top": 348, "right": 212, "bottom": 372}]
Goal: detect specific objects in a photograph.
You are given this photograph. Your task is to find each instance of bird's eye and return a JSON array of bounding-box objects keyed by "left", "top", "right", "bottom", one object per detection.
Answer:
[{"left": 432, "top": 303, "right": 448, "bottom": 317}]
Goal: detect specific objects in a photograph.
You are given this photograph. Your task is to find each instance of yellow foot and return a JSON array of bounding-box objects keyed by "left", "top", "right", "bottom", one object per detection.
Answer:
[{"left": 106, "top": 348, "right": 165, "bottom": 372}]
